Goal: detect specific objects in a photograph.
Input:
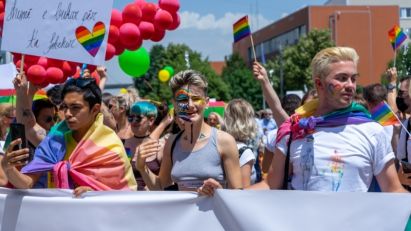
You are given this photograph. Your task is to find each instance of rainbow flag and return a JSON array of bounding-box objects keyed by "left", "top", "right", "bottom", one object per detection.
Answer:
[
  {"left": 371, "top": 101, "right": 399, "bottom": 126},
  {"left": 233, "top": 16, "right": 251, "bottom": 43},
  {"left": 21, "top": 114, "right": 137, "bottom": 191},
  {"left": 388, "top": 25, "right": 408, "bottom": 50}
]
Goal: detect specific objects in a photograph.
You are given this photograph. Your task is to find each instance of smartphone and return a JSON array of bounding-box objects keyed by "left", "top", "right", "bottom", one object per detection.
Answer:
[
  {"left": 401, "top": 161, "right": 411, "bottom": 174},
  {"left": 9, "top": 123, "right": 31, "bottom": 161}
]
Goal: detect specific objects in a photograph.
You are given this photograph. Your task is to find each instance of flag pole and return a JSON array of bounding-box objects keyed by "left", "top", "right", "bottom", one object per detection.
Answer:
[
  {"left": 391, "top": 108, "right": 411, "bottom": 137},
  {"left": 20, "top": 54, "right": 25, "bottom": 74},
  {"left": 250, "top": 34, "right": 257, "bottom": 63},
  {"left": 394, "top": 47, "right": 397, "bottom": 68}
]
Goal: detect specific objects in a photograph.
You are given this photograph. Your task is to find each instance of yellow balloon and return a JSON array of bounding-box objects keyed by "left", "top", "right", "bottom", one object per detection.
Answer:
[{"left": 158, "top": 69, "right": 171, "bottom": 82}]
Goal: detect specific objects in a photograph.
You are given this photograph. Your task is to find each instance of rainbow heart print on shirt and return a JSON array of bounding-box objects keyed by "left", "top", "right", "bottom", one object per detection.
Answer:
[{"left": 75, "top": 22, "right": 106, "bottom": 57}]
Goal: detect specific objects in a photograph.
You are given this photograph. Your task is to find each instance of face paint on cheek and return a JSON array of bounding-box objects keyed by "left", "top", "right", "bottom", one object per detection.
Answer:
[
  {"left": 327, "top": 83, "right": 343, "bottom": 95},
  {"left": 177, "top": 102, "right": 191, "bottom": 121},
  {"left": 175, "top": 89, "right": 190, "bottom": 102},
  {"left": 192, "top": 98, "right": 206, "bottom": 105}
]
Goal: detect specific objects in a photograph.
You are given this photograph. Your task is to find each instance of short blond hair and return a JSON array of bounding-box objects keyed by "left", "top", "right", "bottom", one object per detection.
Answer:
[
  {"left": 169, "top": 70, "right": 208, "bottom": 95},
  {"left": 311, "top": 47, "right": 359, "bottom": 80}
]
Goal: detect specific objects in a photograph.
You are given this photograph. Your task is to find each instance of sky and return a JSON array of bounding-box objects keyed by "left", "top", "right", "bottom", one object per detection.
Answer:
[{"left": 113, "top": 0, "right": 327, "bottom": 61}]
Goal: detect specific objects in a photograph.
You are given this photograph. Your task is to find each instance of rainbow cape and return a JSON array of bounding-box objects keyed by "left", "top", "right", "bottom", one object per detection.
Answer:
[
  {"left": 388, "top": 25, "right": 408, "bottom": 50},
  {"left": 276, "top": 100, "right": 374, "bottom": 144},
  {"left": 371, "top": 101, "right": 399, "bottom": 126},
  {"left": 233, "top": 16, "right": 251, "bottom": 43},
  {"left": 21, "top": 114, "right": 137, "bottom": 191}
]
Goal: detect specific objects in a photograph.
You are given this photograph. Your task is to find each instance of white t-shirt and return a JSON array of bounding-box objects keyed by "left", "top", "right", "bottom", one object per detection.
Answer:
[
  {"left": 237, "top": 142, "right": 256, "bottom": 184},
  {"left": 264, "top": 129, "right": 278, "bottom": 153},
  {"left": 397, "top": 118, "right": 411, "bottom": 162},
  {"left": 276, "top": 122, "right": 394, "bottom": 192}
]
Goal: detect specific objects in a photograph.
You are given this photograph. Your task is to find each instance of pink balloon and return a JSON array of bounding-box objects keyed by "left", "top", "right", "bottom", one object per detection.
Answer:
[
  {"left": 108, "top": 25, "right": 120, "bottom": 44},
  {"left": 119, "top": 23, "right": 142, "bottom": 49},
  {"left": 110, "top": 9, "right": 123, "bottom": 28},
  {"left": 154, "top": 9, "right": 173, "bottom": 30},
  {"left": 168, "top": 12, "right": 180, "bottom": 30},
  {"left": 159, "top": 0, "right": 180, "bottom": 13},
  {"left": 141, "top": 3, "right": 157, "bottom": 22},
  {"left": 37, "top": 57, "right": 48, "bottom": 68},
  {"left": 134, "top": 0, "right": 146, "bottom": 9},
  {"left": 105, "top": 43, "right": 116, "bottom": 61},
  {"left": 27, "top": 65, "right": 46, "bottom": 85},
  {"left": 62, "top": 61, "right": 77, "bottom": 77},
  {"left": 139, "top": 21, "right": 155, "bottom": 40},
  {"left": 91, "top": 71, "right": 101, "bottom": 85},
  {"left": 122, "top": 3, "right": 142, "bottom": 25},
  {"left": 151, "top": 28, "right": 165, "bottom": 42},
  {"left": 46, "top": 67, "right": 64, "bottom": 84}
]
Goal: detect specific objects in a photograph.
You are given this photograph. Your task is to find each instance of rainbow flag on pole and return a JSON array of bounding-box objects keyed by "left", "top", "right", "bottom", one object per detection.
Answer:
[
  {"left": 233, "top": 16, "right": 251, "bottom": 43},
  {"left": 370, "top": 101, "right": 400, "bottom": 126},
  {"left": 388, "top": 25, "right": 408, "bottom": 50}
]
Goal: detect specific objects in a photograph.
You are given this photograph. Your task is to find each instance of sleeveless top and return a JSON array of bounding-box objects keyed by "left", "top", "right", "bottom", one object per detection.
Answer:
[{"left": 171, "top": 127, "right": 226, "bottom": 190}]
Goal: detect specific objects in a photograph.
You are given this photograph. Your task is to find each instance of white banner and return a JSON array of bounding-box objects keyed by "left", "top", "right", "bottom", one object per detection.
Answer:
[
  {"left": 1, "top": 0, "right": 113, "bottom": 65},
  {"left": 0, "top": 188, "right": 410, "bottom": 231}
]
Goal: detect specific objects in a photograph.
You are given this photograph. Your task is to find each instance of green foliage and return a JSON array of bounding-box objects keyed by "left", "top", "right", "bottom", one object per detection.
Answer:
[
  {"left": 135, "top": 44, "right": 230, "bottom": 102},
  {"left": 221, "top": 54, "right": 263, "bottom": 110},
  {"left": 384, "top": 44, "right": 411, "bottom": 83},
  {"left": 266, "top": 29, "right": 334, "bottom": 92}
]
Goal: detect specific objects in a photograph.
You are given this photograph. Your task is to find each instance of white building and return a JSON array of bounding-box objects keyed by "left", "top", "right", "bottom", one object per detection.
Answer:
[{"left": 325, "top": 0, "right": 411, "bottom": 35}]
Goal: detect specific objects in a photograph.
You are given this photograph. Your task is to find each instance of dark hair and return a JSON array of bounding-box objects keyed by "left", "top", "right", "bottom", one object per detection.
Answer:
[
  {"left": 47, "top": 85, "right": 63, "bottom": 106},
  {"left": 363, "top": 83, "right": 387, "bottom": 106},
  {"left": 400, "top": 75, "right": 411, "bottom": 83},
  {"left": 353, "top": 94, "right": 368, "bottom": 108},
  {"left": 281, "top": 94, "right": 302, "bottom": 116},
  {"left": 32, "top": 99, "right": 57, "bottom": 119},
  {"left": 102, "top": 92, "right": 113, "bottom": 107},
  {"left": 154, "top": 101, "right": 169, "bottom": 126},
  {"left": 61, "top": 78, "right": 102, "bottom": 109}
]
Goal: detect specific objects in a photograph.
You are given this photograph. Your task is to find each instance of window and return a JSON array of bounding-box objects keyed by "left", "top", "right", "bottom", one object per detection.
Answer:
[{"left": 400, "top": 8, "right": 411, "bottom": 19}]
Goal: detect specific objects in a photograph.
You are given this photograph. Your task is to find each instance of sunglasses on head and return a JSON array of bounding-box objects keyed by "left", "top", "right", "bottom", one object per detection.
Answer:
[
  {"left": 128, "top": 115, "right": 144, "bottom": 123},
  {"left": 66, "top": 78, "right": 99, "bottom": 98}
]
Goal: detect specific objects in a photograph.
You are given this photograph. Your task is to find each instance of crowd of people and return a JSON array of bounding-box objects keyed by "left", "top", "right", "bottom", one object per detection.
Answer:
[{"left": 0, "top": 46, "right": 410, "bottom": 197}]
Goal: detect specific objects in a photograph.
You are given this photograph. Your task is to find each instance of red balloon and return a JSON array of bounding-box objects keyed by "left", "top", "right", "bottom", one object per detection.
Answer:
[
  {"left": 127, "top": 38, "right": 142, "bottom": 51},
  {"left": 108, "top": 25, "right": 120, "bottom": 44},
  {"left": 119, "top": 23, "right": 142, "bottom": 49},
  {"left": 15, "top": 60, "right": 28, "bottom": 72},
  {"left": 168, "top": 12, "right": 180, "bottom": 30},
  {"left": 154, "top": 9, "right": 173, "bottom": 30},
  {"left": 27, "top": 65, "right": 47, "bottom": 85},
  {"left": 139, "top": 21, "right": 155, "bottom": 40},
  {"left": 87, "top": 65, "right": 96, "bottom": 73},
  {"left": 114, "top": 42, "right": 125, "bottom": 56},
  {"left": 151, "top": 28, "right": 165, "bottom": 42},
  {"left": 134, "top": 0, "right": 146, "bottom": 9},
  {"left": 0, "top": 1, "right": 4, "bottom": 13},
  {"left": 0, "top": 12, "right": 4, "bottom": 36},
  {"left": 37, "top": 57, "right": 48, "bottom": 68},
  {"left": 62, "top": 61, "right": 77, "bottom": 77},
  {"left": 105, "top": 43, "right": 116, "bottom": 61},
  {"left": 110, "top": 9, "right": 123, "bottom": 28},
  {"left": 47, "top": 58, "right": 63, "bottom": 68},
  {"left": 46, "top": 67, "right": 64, "bottom": 84},
  {"left": 24, "top": 55, "right": 40, "bottom": 64},
  {"left": 141, "top": 3, "right": 157, "bottom": 22},
  {"left": 91, "top": 71, "right": 101, "bottom": 85},
  {"left": 37, "top": 80, "right": 49, "bottom": 88},
  {"left": 73, "top": 66, "right": 81, "bottom": 79},
  {"left": 159, "top": 0, "right": 180, "bottom": 13},
  {"left": 122, "top": 3, "right": 142, "bottom": 25}
]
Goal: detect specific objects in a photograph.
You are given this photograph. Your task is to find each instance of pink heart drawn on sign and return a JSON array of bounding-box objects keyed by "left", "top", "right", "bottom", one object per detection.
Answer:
[{"left": 75, "top": 21, "right": 106, "bottom": 57}]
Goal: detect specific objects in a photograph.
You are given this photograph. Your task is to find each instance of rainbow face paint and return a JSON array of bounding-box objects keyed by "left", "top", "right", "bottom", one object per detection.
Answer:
[
  {"left": 175, "top": 89, "right": 190, "bottom": 102},
  {"left": 327, "top": 82, "right": 343, "bottom": 95}
]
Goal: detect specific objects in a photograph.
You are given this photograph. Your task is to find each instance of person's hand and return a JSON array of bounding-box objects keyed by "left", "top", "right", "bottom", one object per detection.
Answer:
[
  {"left": 12, "top": 73, "right": 29, "bottom": 94},
  {"left": 1, "top": 139, "right": 30, "bottom": 171},
  {"left": 161, "top": 110, "right": 174, "bottom": 126},
  {"left": 73, "top": 186, "right": 93, "bottom": 198},
  {"left": 398, "top": 164, "right": 411, "bottom": 186},
  {"left": 386, "top": 67, "right": 398, "bottom": 84},
  {"left": 252, "top": 62, "right": 269, "bottom": 82},
  {"left": 96, "top": 66, "right": 107, "bottom": 79},
  {"left": 197, "top": 178, "right": 223, "bottom": 197},
  {"left": 135, "top": 139, "right": 160, "bottom": 171}
]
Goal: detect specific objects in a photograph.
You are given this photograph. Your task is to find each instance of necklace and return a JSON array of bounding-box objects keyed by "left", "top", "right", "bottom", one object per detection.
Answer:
[
  {"left": 134, "top": 135, "right": 149, "bottom": 139},
  {"left": 183, "top": 132, "right": 206, "bottom": 141}
]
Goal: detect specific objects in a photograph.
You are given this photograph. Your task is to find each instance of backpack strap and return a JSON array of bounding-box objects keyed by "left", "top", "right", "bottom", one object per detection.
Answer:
[
  {"left": 170, "top": 130, "right": 184, "bottom": 164},
  {"left": 403, "top": 119, "right": 411, "bottom": 162},
  {"left": 238, "top": 146, "right": 252, "bottom": 158}
]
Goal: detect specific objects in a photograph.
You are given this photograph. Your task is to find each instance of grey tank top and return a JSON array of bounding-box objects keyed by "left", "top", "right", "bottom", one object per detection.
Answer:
[{"left": 171, "top": 128, "right": 226, "bottom": 190}]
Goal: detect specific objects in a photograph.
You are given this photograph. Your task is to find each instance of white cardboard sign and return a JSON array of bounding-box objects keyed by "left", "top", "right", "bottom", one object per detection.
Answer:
[{"left": 1, "top": 0, "right": 113, "bottom": 65}]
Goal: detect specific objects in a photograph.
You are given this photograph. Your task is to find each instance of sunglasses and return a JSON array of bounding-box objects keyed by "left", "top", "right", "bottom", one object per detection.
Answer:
[
  {"left": 128, "top": 115, "right": 144, "bottom": 123},
  {"left": 44, "top": 115, "right": 58, "bottom": 123},
  {"left": 66, "top": 78, "right": 99, "bottom": 98}
]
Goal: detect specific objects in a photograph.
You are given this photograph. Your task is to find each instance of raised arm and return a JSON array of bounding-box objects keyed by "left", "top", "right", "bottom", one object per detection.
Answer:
[{"left": 253, "top": 62, "right": 289, "bottom": 126}]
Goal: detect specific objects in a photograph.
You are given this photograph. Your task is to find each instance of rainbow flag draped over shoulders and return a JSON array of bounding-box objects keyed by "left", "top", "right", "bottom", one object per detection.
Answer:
[
  {"left": 388, "top": 25, "right": 408, "bottom": 50},
  {"left": 371, "top": 101, "right": 400, "bottom": 126},
  {"left": 22, "top": 114, "right": 137, "bottom": 191},
  {"left": 233, "top": 16, "right": 251, "bottom": 43}
]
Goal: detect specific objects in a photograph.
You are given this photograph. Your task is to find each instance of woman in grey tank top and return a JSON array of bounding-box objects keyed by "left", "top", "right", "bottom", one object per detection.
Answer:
[{"left": 135, "top": 70, "right": 243, "bottom": 196}]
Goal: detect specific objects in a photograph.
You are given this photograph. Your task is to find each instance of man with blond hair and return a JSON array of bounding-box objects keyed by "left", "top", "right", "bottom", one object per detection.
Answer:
[{"left": 250, "top": 47, "right": 406, "bottom": 192}]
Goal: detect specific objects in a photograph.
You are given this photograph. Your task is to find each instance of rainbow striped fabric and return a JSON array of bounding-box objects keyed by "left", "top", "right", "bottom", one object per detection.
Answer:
[
  {"left": 233, "top": 16, "right": 251, "bottom": 43},
  {"left": 388, "top": 25, "right": 408, "bottom": 50},
  {"left": 370, "top": 101, "right": 399, "bottom": 126},
  {"left": 22, "top": 114, "right": 137, "bottom": 191}
]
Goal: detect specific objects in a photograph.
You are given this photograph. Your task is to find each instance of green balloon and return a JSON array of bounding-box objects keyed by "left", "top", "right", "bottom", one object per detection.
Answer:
[
  {"left": 118, "top": 47, "right": 150, "bottom": 78},
  {"left": 163, "top": 66, "right": 175, "bottom": 76}
]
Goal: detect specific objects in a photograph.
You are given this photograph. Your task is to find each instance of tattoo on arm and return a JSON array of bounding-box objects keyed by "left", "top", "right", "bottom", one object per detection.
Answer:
[{"left": 22, "top": 109, "right": 33, "bottom": 117}]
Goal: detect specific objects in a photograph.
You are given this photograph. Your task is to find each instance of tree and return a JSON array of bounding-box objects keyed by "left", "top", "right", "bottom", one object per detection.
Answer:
[
  {"left": 383, "top": 44, "right": 411, "bottom": 83},
  {"left": 266, "top": 29, "right": 335, "bottom": 92},
  {"left": 221, "top": 54, "right": 263, "bottom": 110},
  {"left": 134, "top": 44, "right": 230, "bottom": 102}
]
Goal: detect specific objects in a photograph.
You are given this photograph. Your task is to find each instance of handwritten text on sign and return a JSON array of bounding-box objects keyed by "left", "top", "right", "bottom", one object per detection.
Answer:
[{"left": 1, "top": 0, "right": 113, "bottom": 65}]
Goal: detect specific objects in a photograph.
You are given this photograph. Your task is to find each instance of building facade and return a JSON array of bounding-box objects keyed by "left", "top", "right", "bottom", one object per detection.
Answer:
[{"left": 233, "top": 5, "right": 399, "bottom": 86}]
